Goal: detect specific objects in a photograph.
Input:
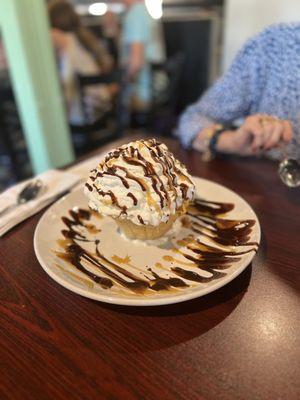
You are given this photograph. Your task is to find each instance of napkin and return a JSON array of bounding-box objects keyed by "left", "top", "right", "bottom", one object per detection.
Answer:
[{"left": 0, "top": 169, "right": 79, "bottom": 237}]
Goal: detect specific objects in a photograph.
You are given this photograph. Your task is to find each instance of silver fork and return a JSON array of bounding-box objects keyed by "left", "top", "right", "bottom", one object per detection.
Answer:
[{"left": 0, "top": 179, "right": 44, "bottom": 218}]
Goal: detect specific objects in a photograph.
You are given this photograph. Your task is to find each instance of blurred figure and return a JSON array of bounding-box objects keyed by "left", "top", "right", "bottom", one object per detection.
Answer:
[
  {"left": 120, "top": 0, "right": 165, "bottom": 117},
  {"left": 177, "top": 23, "right": 300, "bottom": 160},
  {"left": 48, "top": 0, "right": 118, "bottom": 125},
  {"left": 102, "top": 11, "right": 120, "bottom": 64}
]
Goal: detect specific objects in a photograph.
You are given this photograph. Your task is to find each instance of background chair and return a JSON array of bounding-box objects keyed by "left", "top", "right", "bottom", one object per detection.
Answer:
[
  {"left": 70, "top": 70, "right": 123, "bottom": 155},
  {"left": 0, "top": 76, "right": 32, "bottom": 189},
  {"left": 150, "top": 52, "right": 185, "bottom": 136}
]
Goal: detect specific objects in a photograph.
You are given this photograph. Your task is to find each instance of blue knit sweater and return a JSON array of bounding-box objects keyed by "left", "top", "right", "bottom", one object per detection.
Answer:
[{"left": 177, "top": 23, "right": 300, "bottom": 158}]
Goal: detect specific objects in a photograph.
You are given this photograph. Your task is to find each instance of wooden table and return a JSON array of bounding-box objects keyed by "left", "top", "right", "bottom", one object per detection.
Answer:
[{"left": 1, "top": 136, "right": 299, "bottom": 400}]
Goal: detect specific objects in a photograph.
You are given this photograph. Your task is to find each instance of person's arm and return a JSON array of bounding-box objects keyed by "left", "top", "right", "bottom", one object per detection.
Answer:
[
  {"left": 123, "top": 5, "right": 148, "bottom": 81},
  {"left": 176, "top": 35, "right": 263, "bottom": 148},
  {"left": 192, "top": 115, "right": 292, "bottom": 156},
  {"left": 127, "top": 42, "right": 145, "bottom": 81}
]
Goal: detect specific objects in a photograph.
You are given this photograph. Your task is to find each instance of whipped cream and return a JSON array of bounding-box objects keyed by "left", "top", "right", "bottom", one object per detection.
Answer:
[{"left": 84, "top": 139, "right": 195, "bottom": 226}]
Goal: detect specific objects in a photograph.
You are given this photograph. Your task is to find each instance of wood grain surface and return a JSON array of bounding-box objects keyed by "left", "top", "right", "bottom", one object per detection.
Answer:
[{"left": 0, "top": 136, "right": 299, "bottom": 400}]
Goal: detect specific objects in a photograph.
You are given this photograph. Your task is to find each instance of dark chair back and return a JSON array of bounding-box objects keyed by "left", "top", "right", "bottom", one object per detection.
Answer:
[
  {"left": 152, "top": 52, "right": 185, "bottom": 112},
  {"left": 70, "top": 71, "right": 122, "bottom": 154},
  {"left": 150, "top": 52, "right": 185, "bottom": 135},
  {"left": 0, "top": 76, "right": 32, "bottom": 185}
]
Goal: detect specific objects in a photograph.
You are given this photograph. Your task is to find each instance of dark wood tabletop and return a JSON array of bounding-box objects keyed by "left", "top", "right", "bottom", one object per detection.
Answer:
[{"left": 1, "top": 136, "right": 299, "bottom": 400}]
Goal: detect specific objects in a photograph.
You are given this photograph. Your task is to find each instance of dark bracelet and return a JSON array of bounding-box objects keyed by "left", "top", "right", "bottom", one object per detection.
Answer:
[{"left": 208, "top": 127, "right": 227, "bottom": 158}]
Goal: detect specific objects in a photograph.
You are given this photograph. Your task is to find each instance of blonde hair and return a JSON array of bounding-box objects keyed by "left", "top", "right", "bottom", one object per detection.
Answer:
[{"left": 48, "top": 0, "right": 112, "bottom": 72}]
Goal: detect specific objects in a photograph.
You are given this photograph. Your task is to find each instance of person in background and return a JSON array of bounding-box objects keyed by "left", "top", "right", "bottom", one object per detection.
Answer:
[
  {"left": 176, "top": 23, "right": 300, "bottom": 161},
  {"left": 48, "top": 0, "right": 118, "bottom": 125},
  {"left": 102, "top": 11, "right": 120, "bottom": 64},
  {"left": 120, "top": 0, "right": 165, "bottom": 118}
]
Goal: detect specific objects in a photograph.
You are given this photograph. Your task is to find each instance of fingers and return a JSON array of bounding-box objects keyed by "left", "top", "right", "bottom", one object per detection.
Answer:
[
  {"left": 192, "top": 116, "right": 293, "bottom": 157},
  {"left": 244, "top": 115, "right": 265, "bottom": 151},
  {"left": 263, "top": 121, "right": 282, "bottom": 150},
  {"left": 246, "top": 115, "right": 293, "bottom": 151},
  {"left": 263, "top": 119, "right": 293, "bottom": 149},
  {"left": 251, "top": 130, "right": 265, "bottom": 151},
  {"left": 282, "top": 120, "right": 293, "bottom": 143},
  {"left": 250, "top": 123, "right": 267, "bottom": 151},
  {"left": 245, "top": 115, "right": 265, "bottom": 137}
]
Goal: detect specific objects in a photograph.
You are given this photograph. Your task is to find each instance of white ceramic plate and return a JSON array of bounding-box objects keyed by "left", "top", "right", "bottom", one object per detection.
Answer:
[{"left": 34, "top": 177, "right": 260, "bottom": 306}]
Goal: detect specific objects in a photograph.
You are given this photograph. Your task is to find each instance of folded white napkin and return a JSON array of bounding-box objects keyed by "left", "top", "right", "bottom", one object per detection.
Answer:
[
  {"left": 0, "top": 169, "right": 79, "bottom": 237},
  {"left": 0, "top": 150, "right": 107, "bottom": 237}
]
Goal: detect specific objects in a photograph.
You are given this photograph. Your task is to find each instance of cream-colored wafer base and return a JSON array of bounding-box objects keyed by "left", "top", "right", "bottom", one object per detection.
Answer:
[{"left": 116, "top": 214, "right": 178, "bottom": 240}]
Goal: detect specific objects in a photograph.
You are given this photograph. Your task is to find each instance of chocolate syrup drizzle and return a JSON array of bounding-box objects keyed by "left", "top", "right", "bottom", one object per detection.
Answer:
[
  {"left": 84, "top": 139, "right": 193, "bottom": 217},
  {"left": 127, "top": 192, "right": 138, "bottom": 206},
  {"left": 56, "top": 198, "right": 258, "bottom": 294}
]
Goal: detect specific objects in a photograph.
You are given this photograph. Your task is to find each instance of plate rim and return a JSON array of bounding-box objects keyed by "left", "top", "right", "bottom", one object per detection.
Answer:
[{"left": 34, "top": 177, "right": 261, "bottom": 306}]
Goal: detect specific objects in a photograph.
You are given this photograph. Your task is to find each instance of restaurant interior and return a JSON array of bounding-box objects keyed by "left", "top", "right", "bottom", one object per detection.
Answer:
[
  {"left": 0, "top": 1, "right": 299, "bottom": 400},
  {"left": 0, "top": 0, "right": 224, "bottom": 189}
]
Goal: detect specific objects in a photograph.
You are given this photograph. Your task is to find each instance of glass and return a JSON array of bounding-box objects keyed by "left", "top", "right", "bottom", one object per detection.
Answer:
[{"left": 278, "top": 144, "right": 300, "bottom": 187}]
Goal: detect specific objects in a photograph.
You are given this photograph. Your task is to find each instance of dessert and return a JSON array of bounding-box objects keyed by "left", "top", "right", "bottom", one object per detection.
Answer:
[{"left": 84, "top": 139, "right": 195, "bottom": 239}]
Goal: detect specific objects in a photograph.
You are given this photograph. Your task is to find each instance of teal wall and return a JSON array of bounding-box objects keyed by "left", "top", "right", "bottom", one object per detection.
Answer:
[{"left": 0, "top": 0, "right": 74, "bottom": 174}]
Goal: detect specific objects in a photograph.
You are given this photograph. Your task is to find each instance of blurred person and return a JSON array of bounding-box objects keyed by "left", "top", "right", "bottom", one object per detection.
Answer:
[
  {"left": 102, "top": 11, "right": 120, "bottom": 63},
  {"left": 120, "top": 0, "right": 165, "bottom": 115},
  {"left": 48, "top": 0, "right": 118, "bottom": 125},
  {"left": 176, "top": 23, "right": 300, "bottom": 161}
]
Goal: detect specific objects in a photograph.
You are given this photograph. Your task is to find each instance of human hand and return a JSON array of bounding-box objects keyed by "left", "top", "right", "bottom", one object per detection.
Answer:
[
  {"left": 192, "top": 124, "right": 221, "bottom": 153},
  {"left": 212, "top": 114, "right": 293, "bottom": 156},
  {"left": 192, "top": 115, "right": 293, "bottom": 156},
  {"left": 230, "top": 114, "right": 293, "bottom": 155}
]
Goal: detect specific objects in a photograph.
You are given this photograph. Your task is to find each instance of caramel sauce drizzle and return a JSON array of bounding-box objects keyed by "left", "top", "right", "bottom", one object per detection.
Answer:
[
  {"left": 142, "top": 142, "right": 174, "bottom": 206},
  {"left": 123, "top": 154, "right": 165, "bottom": 209},
  {"left": 92, "top": 185, "right": 127, "bottom": 216},
  {"left": 162, "top": 255, "right": 195, "bottom": 267},
  {"left": 109, "top": 165, "right": 147, "bottom": 191},
  {"left": 55, "top": 197, "right": 258, "bottom": 295},
  {"left": 111, "top": 255, "right": 131, "bottom": 265},
  {"left": 86, "top": 139, "right": 193, "bottom": 219},
  {"left": 54, "top": 263, "right": 94, "bottom": 289},
  {"left": 57, "top": 209, "right": 188, "bottom": 293},
  {"left": 97, "top": 171, "right": 130, "bottom": 189}
]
